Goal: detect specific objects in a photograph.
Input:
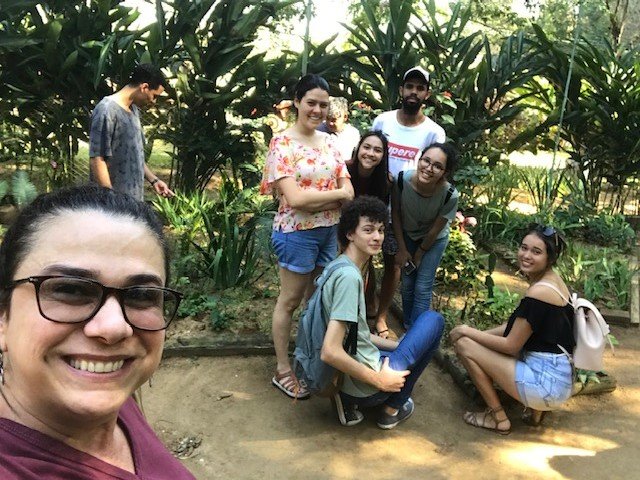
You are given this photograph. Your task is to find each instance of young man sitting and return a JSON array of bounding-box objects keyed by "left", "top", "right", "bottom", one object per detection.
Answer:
[{"left": 320, "top": 195, "right": 445, "bottom": 429}]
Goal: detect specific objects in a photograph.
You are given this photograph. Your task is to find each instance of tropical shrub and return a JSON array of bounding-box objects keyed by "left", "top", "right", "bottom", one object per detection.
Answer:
[
  {"left": 582, "top": 212, "right": 636, "bottom": 252},
  {"left": 556, "top": 242, "right": 635, "bottom": 310},
  {"left": 437, "top": 227, "right": 483, "bottom": 293},
  {"left": 0, "top": 0, "right": 145, "bottom": 178},
  {"left": 476, "top": 161, "right": 519, "bottom": 208},
  {"left": 515, "top": 27, "right": 640, "bottom": 210},
  {"left": 465, "top": 287, "right": 520, "bottom": 331},
  {"left": 148, "top": 0, "right": 302, "bottom": 192},
  {"left": 516, "top": 165, "right": 565, "bottom": 219}
]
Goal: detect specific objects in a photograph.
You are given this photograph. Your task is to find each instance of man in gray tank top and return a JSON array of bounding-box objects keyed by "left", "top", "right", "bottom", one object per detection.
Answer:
[{"left": 89, "top": 63, "right": 173, "bottom": 201}]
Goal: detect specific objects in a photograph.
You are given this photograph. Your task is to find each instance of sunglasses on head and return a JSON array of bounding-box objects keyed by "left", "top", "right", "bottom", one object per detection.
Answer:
[{"left": 529, "top": 223, "right": 564, "bottom": 252}]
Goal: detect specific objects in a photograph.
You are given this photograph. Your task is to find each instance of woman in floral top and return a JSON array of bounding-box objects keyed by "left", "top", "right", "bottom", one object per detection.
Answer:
[{"left": 261, "top": 74, "right": 354, "bottom": 399}]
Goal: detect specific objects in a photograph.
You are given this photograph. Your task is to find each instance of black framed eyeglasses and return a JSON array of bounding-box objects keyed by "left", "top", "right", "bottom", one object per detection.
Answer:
[
  {"left": 6, "top": 275, "right": 183, "bottom": 331},
  {"left": 421, "top": 158, "right": 445, "bottom": 172}
]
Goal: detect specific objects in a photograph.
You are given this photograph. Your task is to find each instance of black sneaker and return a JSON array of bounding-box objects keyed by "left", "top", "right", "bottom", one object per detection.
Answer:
[
  {"left": 332, "top": 393, "right": 364, "bottom": 426},
  {"left": 377, "top": 398, "right": 415, "bottom": 430}
]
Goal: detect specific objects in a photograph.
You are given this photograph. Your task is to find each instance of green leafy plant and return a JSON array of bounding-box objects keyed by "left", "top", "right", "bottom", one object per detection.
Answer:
[
  {"left": 150, "top": 0, "right": 301, "bottom": 192},
  {"left": 556, "top": 242, "right": 635, "bottom": 310},
  {"left": 516, "top": 165, "right": 566, "bottom": 219},
  {"left": 437, "top": 227, "right": 484, "bottom": 294},
  {"left": 466, "top": 287, "right": 520, "bottom": 331},
  {"left": 0, "top": 170, "right": 38, "bottom": 207},
  {"left": 0, "top": 0, "right": 145, "bottom": 180},
  {"left": 190, "top": 175, "right": 272, "bottom": 290},
  {"left": 582, "top": 212, "right": 636, "bottom": 252},
  {"left": 473, "top": 205, "right": 531, "bottom": 250},
  {"left": 153, "top": 191, "right": 214, "bottom": 255},
  {"left": 476, "top": 161, "right": 519, "bottom": 208},
  {"left": 514, "top": 27, "right": 640, "bottom": 210}
]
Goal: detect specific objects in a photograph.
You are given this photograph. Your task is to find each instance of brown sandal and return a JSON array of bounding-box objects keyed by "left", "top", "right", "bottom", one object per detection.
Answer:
[
  {"left": 375, "top": 320, "right": 389, "bottom": 339},
  {"left": 272, "top": 370, "right": 310, "bottom": 400},
  {"left": 463, "top": 406, "right": 511, "bottom": 435}
]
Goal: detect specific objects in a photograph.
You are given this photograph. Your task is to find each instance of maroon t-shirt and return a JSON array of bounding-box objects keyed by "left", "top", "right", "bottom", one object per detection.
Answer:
[{"left": 0, "top": 398, "right": 195, "bottom": 479}]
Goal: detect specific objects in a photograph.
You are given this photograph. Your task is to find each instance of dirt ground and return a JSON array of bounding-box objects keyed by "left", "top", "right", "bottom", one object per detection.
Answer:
[{"left": 142, "top": 323, "right": 640, "bottom": 480}]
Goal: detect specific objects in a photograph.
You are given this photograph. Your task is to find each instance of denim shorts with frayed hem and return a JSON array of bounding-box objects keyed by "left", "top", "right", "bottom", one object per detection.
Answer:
[
  {"left": 271, "top": 225, "right": 338, "bottom": 274},
  {"left": 515, "top": 351, "right": 573, "bottom": 411}
]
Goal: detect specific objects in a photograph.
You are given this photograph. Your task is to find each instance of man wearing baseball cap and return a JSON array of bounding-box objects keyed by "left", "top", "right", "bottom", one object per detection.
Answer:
[{"left": 370, "top": 66, "right": 446, "bottom": 339}]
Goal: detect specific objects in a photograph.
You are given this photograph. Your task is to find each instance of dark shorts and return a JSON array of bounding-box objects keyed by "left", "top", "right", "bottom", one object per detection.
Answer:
[{"left": 382, "top": 224, "right": 398, "bottom": 256}]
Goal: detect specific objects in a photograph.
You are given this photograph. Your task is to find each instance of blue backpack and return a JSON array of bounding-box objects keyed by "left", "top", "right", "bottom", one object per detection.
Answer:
[{"left": 293, "top": 257, "right": 361, "bottom": 397}]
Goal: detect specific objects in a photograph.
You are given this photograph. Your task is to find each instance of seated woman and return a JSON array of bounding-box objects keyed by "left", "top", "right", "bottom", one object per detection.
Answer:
[
  {"left": 450, "top": 224, "right": 574, "bottom": 434},
  {"left": 0, "top": 185, "right": 195, "bottom": 478}
]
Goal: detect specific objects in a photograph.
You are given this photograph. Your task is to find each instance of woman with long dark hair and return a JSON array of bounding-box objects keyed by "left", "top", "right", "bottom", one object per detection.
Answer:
[
  {"left": 346, "top": 131, "right": 393, "bottom": 336},
  {"left": 451, "top": 225, "right": 574, "bottom": 434},
  {"left": 392, "top": 142, "right": 459, "bottom": 329},
  {"left": 260, "top": 74, "right": 354, "bottom": 399}
]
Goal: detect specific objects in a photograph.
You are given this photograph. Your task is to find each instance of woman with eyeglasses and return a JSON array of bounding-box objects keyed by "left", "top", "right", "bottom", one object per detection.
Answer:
[
  {"left": 0, "top": 185, "right": 195, "bottom": 479},
  {"left": 450, "top": 225, "right": 574, "bottom": 435},
  {"left": 392, "top": 143, "right": 459, "bottom": 330}
]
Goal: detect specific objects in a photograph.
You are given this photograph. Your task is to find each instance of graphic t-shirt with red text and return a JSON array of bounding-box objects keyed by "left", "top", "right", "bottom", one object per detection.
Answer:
[{"left": 372, "top": 110, "right": 446, "bottom": 179}]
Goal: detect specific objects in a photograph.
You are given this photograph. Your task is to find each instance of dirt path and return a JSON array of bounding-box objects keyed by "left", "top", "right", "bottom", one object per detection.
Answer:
[{"left": 143, "top": 324, "right": 640, "bottom": 480}]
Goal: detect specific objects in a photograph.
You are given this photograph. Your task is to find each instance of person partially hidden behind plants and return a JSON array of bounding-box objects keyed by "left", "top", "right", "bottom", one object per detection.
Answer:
[
  {"left": 450, "top": 224, "right": 575, "bottom": 434},
  {"left": 320, "top": 195, "right": 444, "bottom": 429}
]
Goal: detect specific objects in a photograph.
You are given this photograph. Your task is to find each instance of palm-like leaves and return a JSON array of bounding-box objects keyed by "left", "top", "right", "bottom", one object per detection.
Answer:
[
  {"left": 341, "top": 0, "right": 420, "bottom": 110},
  {"left": 0, "top": 0, "right": 144, "bottom": 179},
  {"left": 517, "top": 26, "right": 640, "bottom": 208},
  {"left": 148, "top": 0, "right": 301, "bottom": 191}
]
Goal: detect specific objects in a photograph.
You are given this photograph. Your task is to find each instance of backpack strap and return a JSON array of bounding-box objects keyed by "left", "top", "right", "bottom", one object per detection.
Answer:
[
  {"left": 536, "top": 281, "right": 616, "bottom": 360},
  {"left": 533, "top": 281, "right": 571, "bottom": 305},
  {"left": 444, "top": 184, "right": 455, "bottom": 205},
  {"left": 316, "top": 259, "right": 361, "bottom": 356},
  {"left": 397, "top": 170, "right": 404, "bottom": 193}
]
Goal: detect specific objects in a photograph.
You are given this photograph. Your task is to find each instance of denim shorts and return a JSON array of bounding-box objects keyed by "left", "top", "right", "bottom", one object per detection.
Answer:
[
  {"left": 271, "top": 226, "right": 338, "bottom": 274},
  {"left": 515, "top": 351, "right": 573, "bottom": 411}
]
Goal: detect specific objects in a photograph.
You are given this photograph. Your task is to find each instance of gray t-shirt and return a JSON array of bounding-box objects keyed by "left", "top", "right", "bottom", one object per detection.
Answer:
[
  {"left": 89, "top": 97, "right": 146, "bottom": 200},
  {"left": 397, "top": 170, "right": 459, "bottom": 241},
  {"left": 321, "top": 255, "right": 382, "bottom": 397}
]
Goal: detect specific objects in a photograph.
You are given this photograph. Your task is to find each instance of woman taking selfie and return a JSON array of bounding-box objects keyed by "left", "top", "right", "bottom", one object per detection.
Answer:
[
  {"left": 261, "top": 74, "right": 353, "bottom": 399},
  {"left": 0, "top": 186, "right": 194, "bottom": 479},
  {"left": 450, "top": 224, "right": 574, "bottom": 434}
]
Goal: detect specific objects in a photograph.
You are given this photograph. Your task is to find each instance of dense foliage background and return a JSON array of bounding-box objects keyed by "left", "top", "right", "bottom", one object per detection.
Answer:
[{"left": 0, "top": 0, "right": 638, "bottom": 330}]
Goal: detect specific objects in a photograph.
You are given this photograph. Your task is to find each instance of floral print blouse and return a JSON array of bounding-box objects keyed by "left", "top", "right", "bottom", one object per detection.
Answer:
[{"left": 260, "top": 133, "right": 349, "bottom": 232}]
